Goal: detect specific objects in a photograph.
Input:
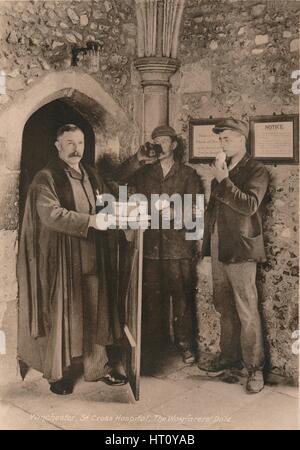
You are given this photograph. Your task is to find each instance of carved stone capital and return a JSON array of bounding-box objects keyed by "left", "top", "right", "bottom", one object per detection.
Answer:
[
  {"left": 134, "top": 56, "right": 180, "bottom": 87},
  {"left": 135, "top": 0, "right": 185, "bottom": 59}
]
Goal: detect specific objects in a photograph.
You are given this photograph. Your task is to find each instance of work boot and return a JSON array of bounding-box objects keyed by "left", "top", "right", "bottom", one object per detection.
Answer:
[
  {"left": 49, "top": 377, "right": 74, "bottom": 395},
  {"left": 102, "top": 371, "right": 128, "bottom": 386},
  {"left": 198, "top": 356, "right": 243, "bottom": 377},
  {"left": 177, "top": 342, "right": 196, "bottom": 365},
  {"left": 101, "top": 362, "right": 128, "bottom": 386},
  {"left": 182, "top": 349, "right": 196, "bottom": 365},
  {"left": 246, "top": 370, "right": 264, "bottom": 394}
]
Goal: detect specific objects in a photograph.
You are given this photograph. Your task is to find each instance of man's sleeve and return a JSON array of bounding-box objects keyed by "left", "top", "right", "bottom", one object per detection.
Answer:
[
  {"left": 35, "top": 183, "right": 91, "bottom": 238},
  {"left": 187, "top": 169, "right": 204, "bottom": 217},
  {"left": 186, "top": 168, "right": 205, "bottom": 195},
  {"left": 182, "top": 169, "right": 204, "bottom": 231},
  {"left": 212, "top": 164, "right": 269, "bottom": 216},
  {"left": 116, "top": 154, "right": 144, "bottom": 185}
]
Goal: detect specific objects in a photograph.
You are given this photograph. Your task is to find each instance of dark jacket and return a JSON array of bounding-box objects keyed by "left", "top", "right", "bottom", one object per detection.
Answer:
[
  {"left": 117, "top": 155, "right": 203, "bottom": 259},
  {"left": 202, "top": 153, "right": 269, "bottom": 263}
]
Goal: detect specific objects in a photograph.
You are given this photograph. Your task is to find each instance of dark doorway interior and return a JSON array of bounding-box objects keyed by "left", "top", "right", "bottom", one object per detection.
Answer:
[{"left": 20, "top": 99, "right": 95, "bottom": 221}]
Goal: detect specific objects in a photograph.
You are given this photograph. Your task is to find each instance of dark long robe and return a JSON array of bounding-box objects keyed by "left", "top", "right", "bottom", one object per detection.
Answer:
[{"left": 17, "top": 157, "right": 122, "bottom": 382}]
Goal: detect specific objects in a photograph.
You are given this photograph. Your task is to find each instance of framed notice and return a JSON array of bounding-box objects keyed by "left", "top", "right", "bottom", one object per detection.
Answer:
[
  {"left": 249, "top": 115, "right": 299, "bottom": 164},
  {"left": 189, "top": 118, "right": 224, "bottom": 163}
]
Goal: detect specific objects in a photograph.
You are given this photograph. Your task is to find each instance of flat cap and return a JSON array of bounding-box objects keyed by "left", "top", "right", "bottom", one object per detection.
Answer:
[
  {"left": 151, "top": 125, "right": 177, "bottom": 139},
  {"left": 212, "top": 117, "right": 249, "bottom": 138}
]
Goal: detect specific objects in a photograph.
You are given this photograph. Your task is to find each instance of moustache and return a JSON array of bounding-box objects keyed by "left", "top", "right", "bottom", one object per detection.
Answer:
[{"left": 69, "top": 152, "right": 82, "bottom": 158}]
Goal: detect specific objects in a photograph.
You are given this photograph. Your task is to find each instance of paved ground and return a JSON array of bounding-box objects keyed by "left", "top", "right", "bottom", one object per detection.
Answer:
[{"left": 0, "top": 350, "right": 298, "bottom": 430}]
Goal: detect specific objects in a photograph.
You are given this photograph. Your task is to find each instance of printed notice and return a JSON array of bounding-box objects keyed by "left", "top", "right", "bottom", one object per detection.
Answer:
[
  {"left": 254, "top": 121, "right": 294, "bottom": 158},
  {"left": 193, "top": 125, "right": 222, "bottom": 158}
]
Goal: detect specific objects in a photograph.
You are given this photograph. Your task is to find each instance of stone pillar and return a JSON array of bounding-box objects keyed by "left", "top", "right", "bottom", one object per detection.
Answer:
[
  {"left": 134, "top": 0, "right": 185, "bottom": 140},
  {"left": 134, "top": 57, "right": 180, "bottom": 140}
]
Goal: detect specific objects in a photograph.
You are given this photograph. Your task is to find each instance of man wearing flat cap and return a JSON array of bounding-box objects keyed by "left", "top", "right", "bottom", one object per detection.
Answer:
[
  {"left": 117, "top": 125, "right": 203, "bottom": 369},
  {"left": 199, "top": 117, "right": 269, "bottom": 394}
]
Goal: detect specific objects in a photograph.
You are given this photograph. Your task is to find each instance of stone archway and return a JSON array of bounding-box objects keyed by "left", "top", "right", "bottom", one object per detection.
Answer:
[
  {"left": 0, "top": 70, "right": 134, "bottom": 382},
  {"left": 0, "top": 70, "right": 130, "bottom": 171},
  {"left": 19, "top": 98, "right": 97, "bottom": 222}
]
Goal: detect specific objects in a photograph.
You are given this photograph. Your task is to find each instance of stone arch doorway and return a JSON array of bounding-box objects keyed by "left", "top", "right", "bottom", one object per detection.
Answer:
[
  {"left": 19, "top": 99, "right": 96, "bottom": 220},
  {"left": 0, "top": 70, "right": 131, "bottom": 172}
]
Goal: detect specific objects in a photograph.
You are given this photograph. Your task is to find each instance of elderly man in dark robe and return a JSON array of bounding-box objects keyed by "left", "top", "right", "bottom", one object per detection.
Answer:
[{"left": 17, "top": 124, "right": 127, "bottom": 395}]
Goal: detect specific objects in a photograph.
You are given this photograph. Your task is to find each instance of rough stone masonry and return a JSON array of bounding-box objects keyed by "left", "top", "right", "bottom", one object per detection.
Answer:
[{"left": 0, "top": 0, "right": 299, "bottom": 384}]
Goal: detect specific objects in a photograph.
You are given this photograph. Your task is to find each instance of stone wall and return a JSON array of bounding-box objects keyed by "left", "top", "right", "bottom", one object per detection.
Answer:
[
  {"left": 0, "top": 0, "right": 137, "bottom": 116},
  {"left": 170, "top": 0, "right": 299, "bottom": 383}
]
